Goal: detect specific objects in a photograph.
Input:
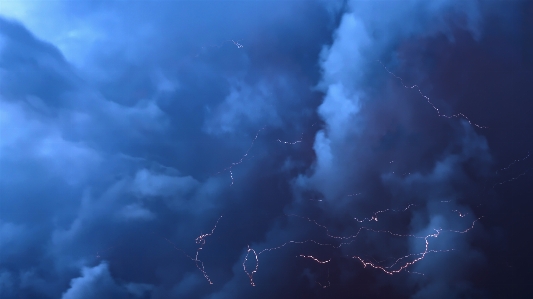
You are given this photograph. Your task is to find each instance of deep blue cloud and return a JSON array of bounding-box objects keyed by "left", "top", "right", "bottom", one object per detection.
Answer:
[{"left": 1, "top": 1, "right": 532, "bottom": 299}]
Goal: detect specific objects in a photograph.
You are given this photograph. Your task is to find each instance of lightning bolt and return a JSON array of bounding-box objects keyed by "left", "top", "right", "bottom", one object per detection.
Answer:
[
  {"left": 231, "top": 40, "right": 244, "bottom": 49},
  {"left": 493, "top": 150, "right": 532, "bottom": 188},
  {"left": 353, "top": 203, "right": 416, "bottom": 223},
  {"left": 352, "top": 217, "right": 482, "bottom": 275},
  {"left": 298, "top": 254, "right": 331, "bottom": 264},
  {"left": 378, "top": 60, "right": 488, "bottom": 129},
  {"left": 217, "top": 127, "right": 265, "bottom": 186},
  {"left": 243, "top": 201, "right": 482, "bottom": 286},
  {"left": 165, "top": 216, "right": 223, "bottom": 284},
  {"left": 493, "top": 168, "right": 532, "bottom": 188},
  {"left": 276, "top": 133, "right": 304, "bottom": 145},
  {"left": 496, "top": 151, "right": 530, "bottom": 174}
]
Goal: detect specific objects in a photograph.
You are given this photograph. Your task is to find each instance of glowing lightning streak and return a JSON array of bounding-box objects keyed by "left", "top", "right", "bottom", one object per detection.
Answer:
[
  {"left": 298, "top": 254, "right": 331, "bottom": 264},
  {"left": 496, "top": 151, "right": 530, "bottom": 174},
  {"left": 452, "top": 209, "right": 468, "bottom": 217},
  {"left": 218, "top": 127, "right": 265, "bottom": 186},
  {"left": 378, "top": 61, "right": 488, "bottom": 129},
  {"left": 231, "top": 40, "right": 244, "bottom": 48},
  {"left": 376, "top": 248, "right": 454, "bottom": 272},
  {"left": 277, "top": 133, "right": 303, "bottom": 145},
  {"left": 492, "top": 151, "right": 531, "bottom": 187},
  {"left": 352, "top": 217, "right": 482, "bottom": 275},
  {"left": 287, "top": 211, "right": 458, "bottom": 243},
  {"left": 243, "top": 246, "right": 259, "bottom": 286},
  {"left": 244, "top": 238, "right": 357, "bottom": 286},
  {"left": 243, "top": 206, "right": 482, "bottom": 285},
  {"left": 165, "top": 216, "right": 223, "bottom": 284},
  {"left": 493, "top": 168, "right": 532, "bottom": 188},
  {"left": 353, "top": 203, "right": 416, "bottom": 223},
  {"left": 241, "top": 216, "right": 412, "bottom": 285},
  {"left": 217, "top": 124, "right": 309, "bottom": 186},
  {"left": 446, "top": 216, "right": 483, "bottom": 234}
]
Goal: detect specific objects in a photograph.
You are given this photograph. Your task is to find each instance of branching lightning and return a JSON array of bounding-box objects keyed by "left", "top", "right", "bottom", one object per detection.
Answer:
[
  {"left": 99, "top": 54, "right": 495, "bottom": 289},
  {"left": 217, "top": 127, "right": 265, "bottom": 186},
  {"left": 353, "top": 203, "right": 416, "bottom": 223},
  {"left": 165, "top": 216, "right": 223, "bottom": 284},
  {"left": 378, "top": 61, "right": 488, "bottom": 129},
  {"left": 217, "top": 127, "right": 310, "bottom": 185},
  {"left": 493, "top": 151, "right": 532, "bottom": 188},
  {"left": 352, "top": 217, "right": 482, "bottom": 275},
  {"left": 243, "top": 246, "right": 259, "bottom": 286},
  {"left": 242, "top": 202, "right": 481, "bottom": 286}
]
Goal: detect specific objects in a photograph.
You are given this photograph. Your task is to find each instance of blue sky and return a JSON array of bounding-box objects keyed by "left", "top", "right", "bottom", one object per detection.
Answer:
[{"left": 1, "top": 1, "right": 532, "bottom": 298}]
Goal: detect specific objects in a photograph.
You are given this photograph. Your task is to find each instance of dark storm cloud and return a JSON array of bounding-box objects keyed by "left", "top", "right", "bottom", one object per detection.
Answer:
[
  {"left": 1, "top": 1, "right": 333, "bottom": 298},
  {"left": 208, "top": 1, "right": 527, "bottom": 299},
  {"left": 1, "top": 1, "right": 532, "bottom": 299}
]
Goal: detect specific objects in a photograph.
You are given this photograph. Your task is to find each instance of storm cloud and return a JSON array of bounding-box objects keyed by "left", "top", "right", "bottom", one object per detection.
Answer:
[{"left": 1, "top": 1, "right": 532, "bottom": 299}]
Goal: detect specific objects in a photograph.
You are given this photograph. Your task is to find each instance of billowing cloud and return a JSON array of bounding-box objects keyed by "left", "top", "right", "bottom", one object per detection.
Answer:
[
  {"left": 61, "top": 263, "right": 132, "bottom": 299},
  {"left": 1, "top": 1, "right": 532, "bottom": 299}
]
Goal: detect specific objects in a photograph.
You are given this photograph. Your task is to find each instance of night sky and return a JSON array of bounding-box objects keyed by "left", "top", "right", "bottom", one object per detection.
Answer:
[{"left": 1, "top": 1, "right": 532, "bottom": 298}]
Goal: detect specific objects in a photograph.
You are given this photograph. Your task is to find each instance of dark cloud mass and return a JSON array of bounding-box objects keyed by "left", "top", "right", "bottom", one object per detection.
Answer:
[{"left": 1, "top": 1, "right": 532, "bottom": 298}]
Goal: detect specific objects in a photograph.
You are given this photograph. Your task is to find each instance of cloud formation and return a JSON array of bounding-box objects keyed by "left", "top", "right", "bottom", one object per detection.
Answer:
[{"left": 1, "top": 1, "right": 532, "bottom": 298}]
